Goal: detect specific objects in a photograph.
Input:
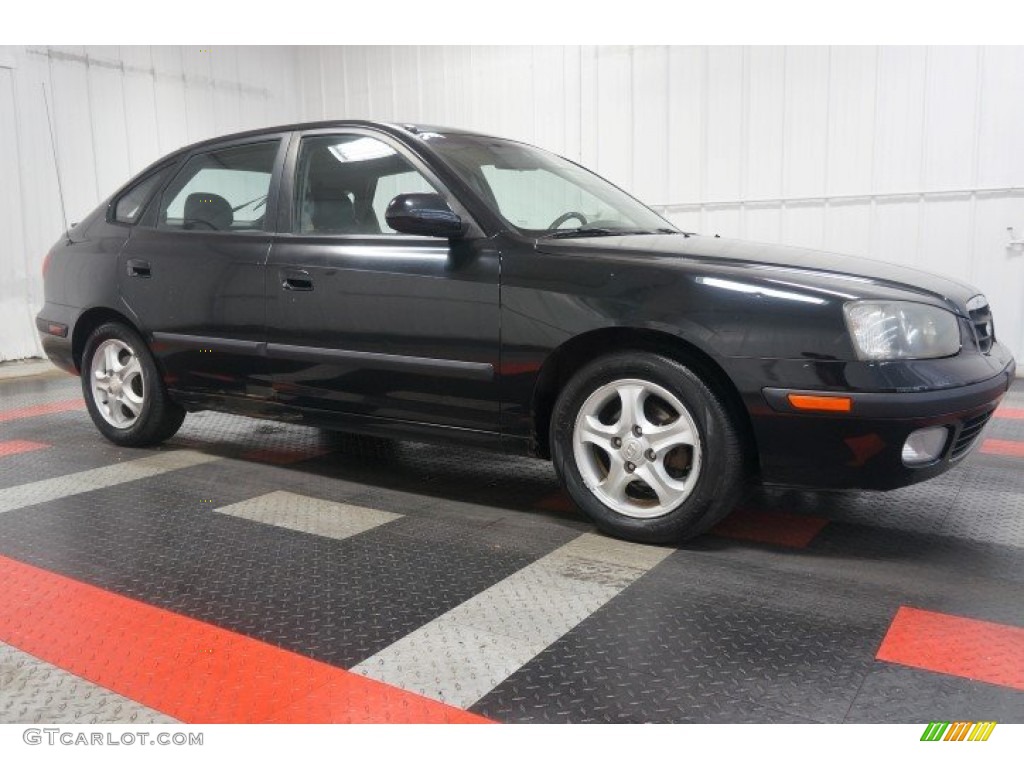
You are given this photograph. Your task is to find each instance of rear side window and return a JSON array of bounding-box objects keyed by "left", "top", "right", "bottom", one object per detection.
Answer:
[
  {"left": 158, "top": 141, "right": 279, "bottom": 232},
  {"left": 113, "top": 170, "right": 166, "bottom": 224}
]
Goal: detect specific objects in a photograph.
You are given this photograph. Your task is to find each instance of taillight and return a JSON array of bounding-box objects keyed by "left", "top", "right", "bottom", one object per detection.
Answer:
[{"left": 42, "top": 251, "right": 53, "bottom": 276}]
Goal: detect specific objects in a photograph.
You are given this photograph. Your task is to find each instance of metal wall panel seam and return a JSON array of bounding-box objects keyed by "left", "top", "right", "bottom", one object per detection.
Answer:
[
  {"left": 144, "top": 47, "right": 162, "bottom": 158},
  {"left": 699, "top": 46, "right": 709, "bottom": 234},
  {"left": 317, "top": 47, "right": 327, "bottom": 121},
  {"left": 114, "top": 47, "right": 135, "bottom": 176},
  {"left": 738, "top": 46, "right": 750, "bottom": 239},
  {"left": 627, "top": 45, "right": 635, "bottom": 191},
  {"left": 867, "top": 45, "right": 881, "bottom": 259},
  {"left": 777, "top": 46, "right": 788, "bottom": 245},
  {"left": 83, "top": 52, "right": 104, "bottom": 203},
  {"left": 821, "top": 46, "right": 833, "bottom": 251},
  {"left": 8, "top": 59, "right": 39, "bottom": 359},
  {"left": 912, "top": 47, "right": 931, "bottom": 268},
  {"left": 966, "top": 47, "right": 985, "bottom": 284}
]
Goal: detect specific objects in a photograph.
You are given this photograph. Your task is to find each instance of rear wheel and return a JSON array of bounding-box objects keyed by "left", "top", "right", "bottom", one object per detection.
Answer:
[
  {"left": 551, "top": 351, "right": 748, "bottom": 543},
  {"left": 81, "top": 322, "right": 185, "bottom": 447}
]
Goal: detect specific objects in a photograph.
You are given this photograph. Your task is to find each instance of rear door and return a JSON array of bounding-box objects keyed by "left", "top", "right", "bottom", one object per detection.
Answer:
[
  {"left": 265, "top": 128, "right": 501, "bottom": 433},
  {"left": 119, "top": 134, "right": 288, "bottom": 400}
]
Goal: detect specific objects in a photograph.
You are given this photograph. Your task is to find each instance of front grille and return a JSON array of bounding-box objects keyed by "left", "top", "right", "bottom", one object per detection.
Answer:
[
  {"left": 968, "top": 297, "right": 994, "bottom": 353},
  {"left": 951, "top": 409, "right": 994, "bottom": 460}
]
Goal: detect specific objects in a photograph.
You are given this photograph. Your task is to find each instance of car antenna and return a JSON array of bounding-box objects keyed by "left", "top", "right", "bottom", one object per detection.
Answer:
[{"left": 42, "top": 82, "right": 70, "bottom": 237}]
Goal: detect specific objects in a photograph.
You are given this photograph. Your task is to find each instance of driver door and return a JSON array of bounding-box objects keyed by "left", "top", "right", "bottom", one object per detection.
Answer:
[{"left": 264, "top": 129, "right": 501, "bottom": 434}]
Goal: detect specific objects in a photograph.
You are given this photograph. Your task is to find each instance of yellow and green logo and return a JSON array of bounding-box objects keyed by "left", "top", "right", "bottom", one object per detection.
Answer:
[{"left": 921, "top": 721, "right": 997, "bottom": 741}]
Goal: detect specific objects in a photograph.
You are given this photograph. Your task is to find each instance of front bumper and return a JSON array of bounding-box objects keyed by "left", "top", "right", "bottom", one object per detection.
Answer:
[{"left": 749, "top": 358, "right": 1016, "bottom": 490}]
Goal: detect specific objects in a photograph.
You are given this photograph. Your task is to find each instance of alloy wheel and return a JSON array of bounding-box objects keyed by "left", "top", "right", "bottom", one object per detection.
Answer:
[
  {"left": 90, "top": 338, "right": 146, "bottom": 429},
  {"left": 572, "top": 377, "right": 703, "bottom": 518}
]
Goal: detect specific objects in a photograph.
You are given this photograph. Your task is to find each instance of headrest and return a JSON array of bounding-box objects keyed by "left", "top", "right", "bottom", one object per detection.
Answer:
[
  {"left": 184, "top": 192, "right": 233, "bottom": 231},
  {"left": 311, "top": 195, "right": 356, "bottom": 232}
]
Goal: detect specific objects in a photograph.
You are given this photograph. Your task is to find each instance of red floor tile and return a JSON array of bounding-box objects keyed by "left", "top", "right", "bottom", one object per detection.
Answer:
[
  {"left": 239, "top": 447, "right": 331, "bottom": 465},
  {"left": 534, "top": 491, "right": 579, "bottom": 516},
  {"left": 994, "top": 406, "right": 1024, "bottom": 420},
  {"left": 876, "top": 606, "right": 1024, "bottom": 691},
  {"left": 0, "top": 398, "right": 85, "bottom": 423},
  {"left": 0, "top": 439, "right": 50, "bottom": 457},
  {"left": 980, "top": 439, "right": 1024, "bottom": 458},
  {"left": 0, "top": 554, "right": 490, "bottom": 724},
  {"left": 710, "top": 507, "right": 828, "bottom": 549},
  {"left": 534, "top": 497, "right": 829, "bottom": 548}
]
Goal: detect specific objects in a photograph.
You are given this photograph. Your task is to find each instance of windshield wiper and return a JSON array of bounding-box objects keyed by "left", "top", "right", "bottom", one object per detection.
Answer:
[
  {"left": 232, "top": 194, "right": 268, "bottom": 213},
  {"left": 542, "top": 227, "right": 644, "bottom": 239}
]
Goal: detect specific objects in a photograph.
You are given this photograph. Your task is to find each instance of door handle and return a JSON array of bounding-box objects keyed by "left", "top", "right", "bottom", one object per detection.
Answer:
[
  {"left": 126, "top": 258, "right": 151, "bottom": 278},
  {"left": 280, "top": 268, "right": 313, "bottom": 291}
]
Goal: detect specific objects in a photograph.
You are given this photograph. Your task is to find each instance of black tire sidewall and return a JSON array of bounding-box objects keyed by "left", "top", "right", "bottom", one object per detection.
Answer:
[
  {"left": 551, "top": 352, "right": 745, "bottom": 544},
  {"left": 80, "top": 322, "right": 177, "bottom": 446}
]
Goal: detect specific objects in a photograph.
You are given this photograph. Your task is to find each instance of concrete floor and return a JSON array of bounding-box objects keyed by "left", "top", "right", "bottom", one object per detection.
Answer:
[{"left": 1, "top": 368, "right": 1022, "bottom": 723}]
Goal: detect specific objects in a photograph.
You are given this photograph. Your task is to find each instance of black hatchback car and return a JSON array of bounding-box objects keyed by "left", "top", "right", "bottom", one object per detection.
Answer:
[{"left": 38, "top": 120, "right": 1016, "bottom": 543}]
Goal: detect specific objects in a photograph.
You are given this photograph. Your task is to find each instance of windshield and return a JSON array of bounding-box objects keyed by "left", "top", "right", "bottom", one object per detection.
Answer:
[{"left": 423, "top": 134, "right": 675, "bottom": 236}]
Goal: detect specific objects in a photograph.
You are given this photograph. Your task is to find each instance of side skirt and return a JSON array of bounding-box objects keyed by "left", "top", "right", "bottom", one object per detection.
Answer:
[{"left": 167, "top": 389, "right": 524, "bottom": 454}]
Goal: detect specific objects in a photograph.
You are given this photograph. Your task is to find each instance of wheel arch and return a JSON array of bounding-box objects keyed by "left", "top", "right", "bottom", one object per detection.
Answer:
[
  {"left": 71, "top": 306, "right": 146, "bottom": 371},
  {"left": 531, "top": 326, "right": 758, "bottom": 472}
]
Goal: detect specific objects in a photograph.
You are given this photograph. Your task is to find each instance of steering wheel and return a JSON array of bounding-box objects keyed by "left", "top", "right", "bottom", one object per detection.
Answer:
[{"left": 547, "top": 211, "right": 588, "bottom": 230}]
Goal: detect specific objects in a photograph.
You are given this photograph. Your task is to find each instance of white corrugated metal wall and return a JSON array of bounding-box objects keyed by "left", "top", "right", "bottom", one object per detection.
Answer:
[
  {"left": 0, "top": 45, "right": 302, "bottom": 361},
  {"left": 2, "top": 45, "right": 1022, "bottom": 365},
  {"left": 298, "top": 45, "right": 1024, "bottom": 363}
]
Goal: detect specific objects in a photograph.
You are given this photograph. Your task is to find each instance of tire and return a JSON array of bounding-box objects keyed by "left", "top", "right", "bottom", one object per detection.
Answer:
[
  {"left": 81, "top": 321, "right": 185, "bottom": 447},
  {"left": 550, "top": 351, "right": 748, "bottom": 544}
]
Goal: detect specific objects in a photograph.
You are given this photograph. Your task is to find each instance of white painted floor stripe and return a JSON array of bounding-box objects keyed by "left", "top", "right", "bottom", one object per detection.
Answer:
[
  {"left": 215, "top": 491, "right": 401, "bottom": 540},
  {"left": 0, "top": 641, "right": 177, "bottom": 724},
  {"left": 352, "top": 533, "right": 672, "bottom": 708},
  {"left": 0, "top": 450, "right": 218, "bottom": 515}
]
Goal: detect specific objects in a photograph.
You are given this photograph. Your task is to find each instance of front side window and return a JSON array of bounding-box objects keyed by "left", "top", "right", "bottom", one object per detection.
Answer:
[
  {"left": 113, "top": 169, "right": 167, "bottom": 224},
  {"left": 294, "top": 134, "right": 437, "bottom": 235},
  {"left": 425, "top": 135, "right": 673, "bottom": 236},
  {"left": 158, "top": 141, "right": 279, "bottom": 232}
]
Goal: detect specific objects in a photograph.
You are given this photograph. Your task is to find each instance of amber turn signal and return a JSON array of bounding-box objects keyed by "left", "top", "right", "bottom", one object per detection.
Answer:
[{"left": 787, "top": 394, "right": 853, "bottom": 413}]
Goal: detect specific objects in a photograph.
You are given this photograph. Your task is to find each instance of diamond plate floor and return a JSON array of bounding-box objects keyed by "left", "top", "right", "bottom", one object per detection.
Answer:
[
  {"left": 0, "top": 373, "right": 1022, "bottom": 723},
  {"left": 0, "top": 641, "right": 178, "bottom": 725}
]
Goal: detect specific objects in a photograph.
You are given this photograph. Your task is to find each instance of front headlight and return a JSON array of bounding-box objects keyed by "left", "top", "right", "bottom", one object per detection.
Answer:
[{"left": 843, "top": 301, "right": 961, "bottom": 360}]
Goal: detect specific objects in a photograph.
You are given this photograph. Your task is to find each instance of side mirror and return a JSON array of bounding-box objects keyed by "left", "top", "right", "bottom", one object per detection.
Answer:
[{"left": 385, "top": 193, "right": 466, "bottom": 239}]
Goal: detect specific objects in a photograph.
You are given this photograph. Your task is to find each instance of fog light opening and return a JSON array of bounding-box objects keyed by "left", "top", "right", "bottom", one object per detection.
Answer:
[{"left": 902, "top": 426, "right": 950, "bottom": 468}]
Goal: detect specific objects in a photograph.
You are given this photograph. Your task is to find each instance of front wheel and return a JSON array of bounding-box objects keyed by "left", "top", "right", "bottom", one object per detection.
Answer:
[
  {"left": 551, "top": 351, "right": 748, "bottom": 544},
  {"left": 81, "top": 321, "right": 185, "bottom": 447}
]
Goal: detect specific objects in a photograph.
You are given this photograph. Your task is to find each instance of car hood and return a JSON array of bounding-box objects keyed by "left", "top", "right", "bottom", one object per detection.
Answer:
[{"left": 535, "top": 234, "right": 982, "bottom": 315}]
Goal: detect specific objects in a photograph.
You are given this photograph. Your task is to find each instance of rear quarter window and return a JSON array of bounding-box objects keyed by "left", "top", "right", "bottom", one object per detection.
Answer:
[{"left": 113, "top": 169, "right": 168, "bottom": 224}]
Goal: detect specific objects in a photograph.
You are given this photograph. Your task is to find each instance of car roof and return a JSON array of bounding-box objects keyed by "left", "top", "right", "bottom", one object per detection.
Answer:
[{"left": 174, "top": 120, "right": 497, "bottom": 156}]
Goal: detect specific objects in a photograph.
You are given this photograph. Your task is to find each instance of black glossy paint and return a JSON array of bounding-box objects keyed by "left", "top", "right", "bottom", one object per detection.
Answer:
[
  {"left": 38, "top": 120, "right": 1015, "bottom": 490},
  {"left": 265, "top": 232, "right": 500, "bottom": 431}
]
